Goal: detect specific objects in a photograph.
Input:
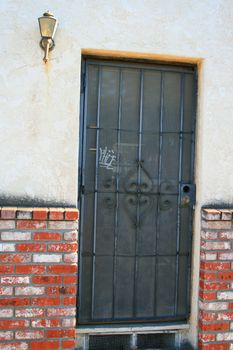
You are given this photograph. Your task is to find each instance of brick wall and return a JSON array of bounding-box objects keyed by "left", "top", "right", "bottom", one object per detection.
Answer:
[
  {"left": 199, "top": 209, "right": 233, "bottom": 350},
  {"left": 0, "top": 207, "right": 78, "bottom": 350}
]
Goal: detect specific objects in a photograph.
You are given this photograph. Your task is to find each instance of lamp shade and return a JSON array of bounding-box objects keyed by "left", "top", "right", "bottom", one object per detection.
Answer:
[{"left": 38, "top": 11, "right": 58, "bottom": 39}]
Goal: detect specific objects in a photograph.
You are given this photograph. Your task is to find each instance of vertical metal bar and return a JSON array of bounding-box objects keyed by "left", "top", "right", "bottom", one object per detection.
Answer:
[
  {"left": 133, "top": 69, "right": 144, "bottom": 318},
  {"left": 112, "top": 69, "right": 122, "bottom": 319},
  {"left": 91, "top": 66, "right": 102, "bottom": 319},
  {"left": 154, "top": 72, "right": 164, "bottom": 316},
  {"left": 186, "top": 70, "right": 197, "bottom": 314},
  {"left": 174, "top": 73, "right": 184, "bottom": 315},
  {"left": 78, "top": 60, "right": 88, "bottom": 320}
]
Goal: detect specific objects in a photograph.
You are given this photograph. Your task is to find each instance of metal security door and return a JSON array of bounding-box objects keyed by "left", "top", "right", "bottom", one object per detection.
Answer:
[{"left": 78, "top": 59, "right": 196, "bottom": 325}]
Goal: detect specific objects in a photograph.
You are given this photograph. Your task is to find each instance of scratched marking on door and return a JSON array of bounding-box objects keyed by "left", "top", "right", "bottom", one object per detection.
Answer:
[{"left": 99, "top": 146, "right": 116, "bottom": 170}]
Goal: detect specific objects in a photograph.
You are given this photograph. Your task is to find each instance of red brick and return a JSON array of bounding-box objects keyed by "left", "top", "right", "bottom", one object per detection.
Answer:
[
  {"left": 200, "top": 271, "right": 217, "bottom": 281},
  {"left": 202, "top": 209, "right": 221, "bottom": 220},
  {"left": 16, "top": 243, "right": 46, "bottom": 252},
  {"left": 16, "top": 265, "right": 46, "bottom": 274},
  {"left": 65, "top": 209, "right": 79, "bottom": 221},
  {"left": 33, "top": 208, "right": 48, "bottom": 220},
  {"left": 62, "top": 318, "right": 76, "bottom": 327},
  {"left": 199, "top": 343, "right": 229, "bottom": 350},
  {"left": 219, "top": 232, "right": 233, "bottom": 240},
  {"left": 31, "top": 297, "right": 60, "bottom": 306},
  {"left": 0, "top": 298, "right": 30, "bottom": 307},
  {"left": 47, "top": 286, "right": 76, "bottom": 295},
  {"left": 201, "top": 241, "right": 231, "bottom": 250},
  {"left": 221, "top": 210, "right": 233, "bottom": 220},
  {"left": 15, "top": 330, "right": 44, "bottom": 339},
  {"left": 47, "top": 307, "right": 76, "bottom": 317},
  {"left": 49, "top": 209, "right": 64, "bottom": 220},
  {"left": 200, "top": 291, "right": 217, "bottom": 301},
  {"left": 1, "top": 232, "right": 31, "bottom": 240},
  {"left": 219, "top": 252, "right": 233, "bottom": 260},
  {"left": 63, "top": 276, "right": 77, "bottom": 284},
  {"left": 0, "top": 342, "right": 29, "bottom": 350},
  {"left": 16, "top": 220, "right": 46, "bottom": 230},
  {"left": 217, "top": 312, "right": 233, "bottom": 321},
  {"left": 0, "top": 320, "right": 29, "bottom": 329},
  {"left": 32, "top": 276, "right": 62, "bottom": 284},
  {"left": 64, "top": 231, "right": 78, "bottom": 241},
  {"left": 201, "top": 231, "right": 218, "bottom": 240},
  {"left": 33, "top": 254, "right": 62, "bottom": 263},
  {"left": 48, "top": 243, "right": 77, "bottom": 252},
  {"left": 217, "top": 332, "right": 233, "bottom": 341},
  {"left": 31, "top": 319, "right": 60, "bottom": 328},
  {"left": 1, "top": 208, "right": 17, "bottom": 219},
  {"left": 33, "top": 231, "right": 61, "bottom": 241},
  {"left": 201, "top": 252, "right": 217, "bottom": 261},
  {"left": 64, "top": 253, "right": 78, "bottom": 263},
  {"left": 63, "top": 296, "right": 76, "bottom": 305},
  {"left": 200, "top": 262, "right": 231, "bottom": 271},
  {"left": 31, "top": 341, "right": 59, "bottom": 350},
  {"left": 199, "top": 321, "right": 229, "bottom": 332},
  {"left": 46, "top": 329, "right": 75, "bottom": 338},
  {"left": 62, "top": 340, "right": 76, "bottom": 349},
  {"left": 48, "top": 221, "right": 78, "bottom": 230},
  {"left": 0, "top": 254, "right": 31, "bottom": 264},
  {"left": 202, "top": 221, "right": 231, "bottom": 229},
  {"left": 15, "top": 308, "right": 44, "bottom": 318},
  {"left": 0, "top": 330, "right": 14, "bottom": 340},
  {"left": 200, "top": 281, "right": 230, "bottom": 291},
  {"left": 199, "top": 301, "right": 229, "bottom": 311},
  {"left": 199, "top": 310, "right": 216, "bottom": 321},
  {"left": 16, "top": 210, "right": 32, "bottom": 220},
  {"left": 48, "top": 265, "right": 77, "bottom": 274},
  {"left": 0, "top": 265, "right": 14, "bottom": 274},
  {"left": 199, "top": 333, "right": 216, "bottom": 342},
  {"left": 0, "top": 243, "right": 15, "bottom": 251},
  {"left": 218, "top": 272, "right": 233, "bottom": 280},
  {"left": 15, "top": 286, "right": 44, "bottom": 296},
  {"left": 0, "top": 287, "right": 13, "bottom": 295},
  {"left": 0, "top": 220, "right": 15, "bottom": 229},
  {"left": 1, "top": 277, "right": 29, "bottom": 285},
  {"left": 0, "top": 309, "right": 13, "bottom": 318}
]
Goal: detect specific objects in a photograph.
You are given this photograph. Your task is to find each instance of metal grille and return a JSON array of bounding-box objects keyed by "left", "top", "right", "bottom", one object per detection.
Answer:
[
  {"left": 137, "top": 334, "right": 175, "bottom": 349},
  {"left": 89, "top": 335, "right": 130, "bottom": 350},
  {"left": 79, "top": 59, "right": 196, "bottom": 324}
]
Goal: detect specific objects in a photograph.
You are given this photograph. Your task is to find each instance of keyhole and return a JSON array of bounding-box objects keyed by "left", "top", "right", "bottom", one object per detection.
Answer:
[{"left": 183, "top": 185, "right": 190, "bottom": 193}]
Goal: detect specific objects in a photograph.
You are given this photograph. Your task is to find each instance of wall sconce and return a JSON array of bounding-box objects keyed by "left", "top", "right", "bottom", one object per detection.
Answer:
[{"left": 38, "top": 11, "right": 58, "bottom": 63}]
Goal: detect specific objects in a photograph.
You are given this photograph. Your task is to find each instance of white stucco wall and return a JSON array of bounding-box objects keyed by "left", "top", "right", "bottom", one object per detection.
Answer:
[{"left": 1, "top": 0, "right": 233, "bottom": 346}]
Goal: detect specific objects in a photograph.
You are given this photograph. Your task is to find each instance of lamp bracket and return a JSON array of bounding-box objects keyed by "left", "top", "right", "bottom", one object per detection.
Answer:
[{"left": 40, "top": 38, "right": 55, "bottom": 51}]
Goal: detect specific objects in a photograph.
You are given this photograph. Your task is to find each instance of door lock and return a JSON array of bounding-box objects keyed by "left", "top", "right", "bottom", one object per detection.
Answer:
[{"left": 180, "top": 183, "right": 196, "bottom": 207}]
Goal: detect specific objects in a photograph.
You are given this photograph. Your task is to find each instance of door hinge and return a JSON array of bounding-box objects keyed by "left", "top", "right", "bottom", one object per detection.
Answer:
[
  {"left": 81, "top": 72, "right": 86, "bottom": 93},
  {"left": 78, "top": 185, "right": 85, "bottom": 202}
]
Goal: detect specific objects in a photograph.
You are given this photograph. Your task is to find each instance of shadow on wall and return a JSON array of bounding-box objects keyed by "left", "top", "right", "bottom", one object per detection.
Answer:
[{"left": 0, "top": 195, "right": 76, "bottom": 208}]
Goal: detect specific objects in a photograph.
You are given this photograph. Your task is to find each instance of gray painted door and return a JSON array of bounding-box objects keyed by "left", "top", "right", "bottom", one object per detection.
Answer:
[{"left": 78, "top": 59, "right": 196, "bottom": 325}]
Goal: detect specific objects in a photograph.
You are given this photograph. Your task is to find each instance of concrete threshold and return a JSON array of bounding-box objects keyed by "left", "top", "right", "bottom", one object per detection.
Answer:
[{"left": 76, "top": 323, "right": 189, "bottom": 335}]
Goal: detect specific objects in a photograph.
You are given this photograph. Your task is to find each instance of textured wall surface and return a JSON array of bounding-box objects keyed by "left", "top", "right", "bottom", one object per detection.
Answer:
[
  {"left": 0, "top": 207, "right": 78, "bottom": 350},
  {"left": 199, "top": 209, "right": 233, "bottom": 350},
  {"left": 1, "top": 0, "right": 233, "bottom": 206}
]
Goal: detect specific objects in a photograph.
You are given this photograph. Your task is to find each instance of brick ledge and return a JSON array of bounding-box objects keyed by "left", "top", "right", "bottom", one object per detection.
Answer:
[{"left": 0, "top": 207, "right": 79, "bottom": 221}]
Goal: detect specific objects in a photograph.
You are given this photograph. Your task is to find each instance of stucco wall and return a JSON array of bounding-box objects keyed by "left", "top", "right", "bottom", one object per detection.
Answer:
[{"left": 1, "top": 0, "right": 233, "bottom": 347}]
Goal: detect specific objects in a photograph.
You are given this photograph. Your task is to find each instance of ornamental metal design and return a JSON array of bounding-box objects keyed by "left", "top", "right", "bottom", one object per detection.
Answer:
[{"left": 78, "top": 59, "right": 196, "bottom": 325}]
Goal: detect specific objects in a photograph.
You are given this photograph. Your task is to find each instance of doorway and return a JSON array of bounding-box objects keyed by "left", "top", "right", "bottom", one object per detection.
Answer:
[{"left": 78, "top": 58, "right": 196, "bottom": 325}]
